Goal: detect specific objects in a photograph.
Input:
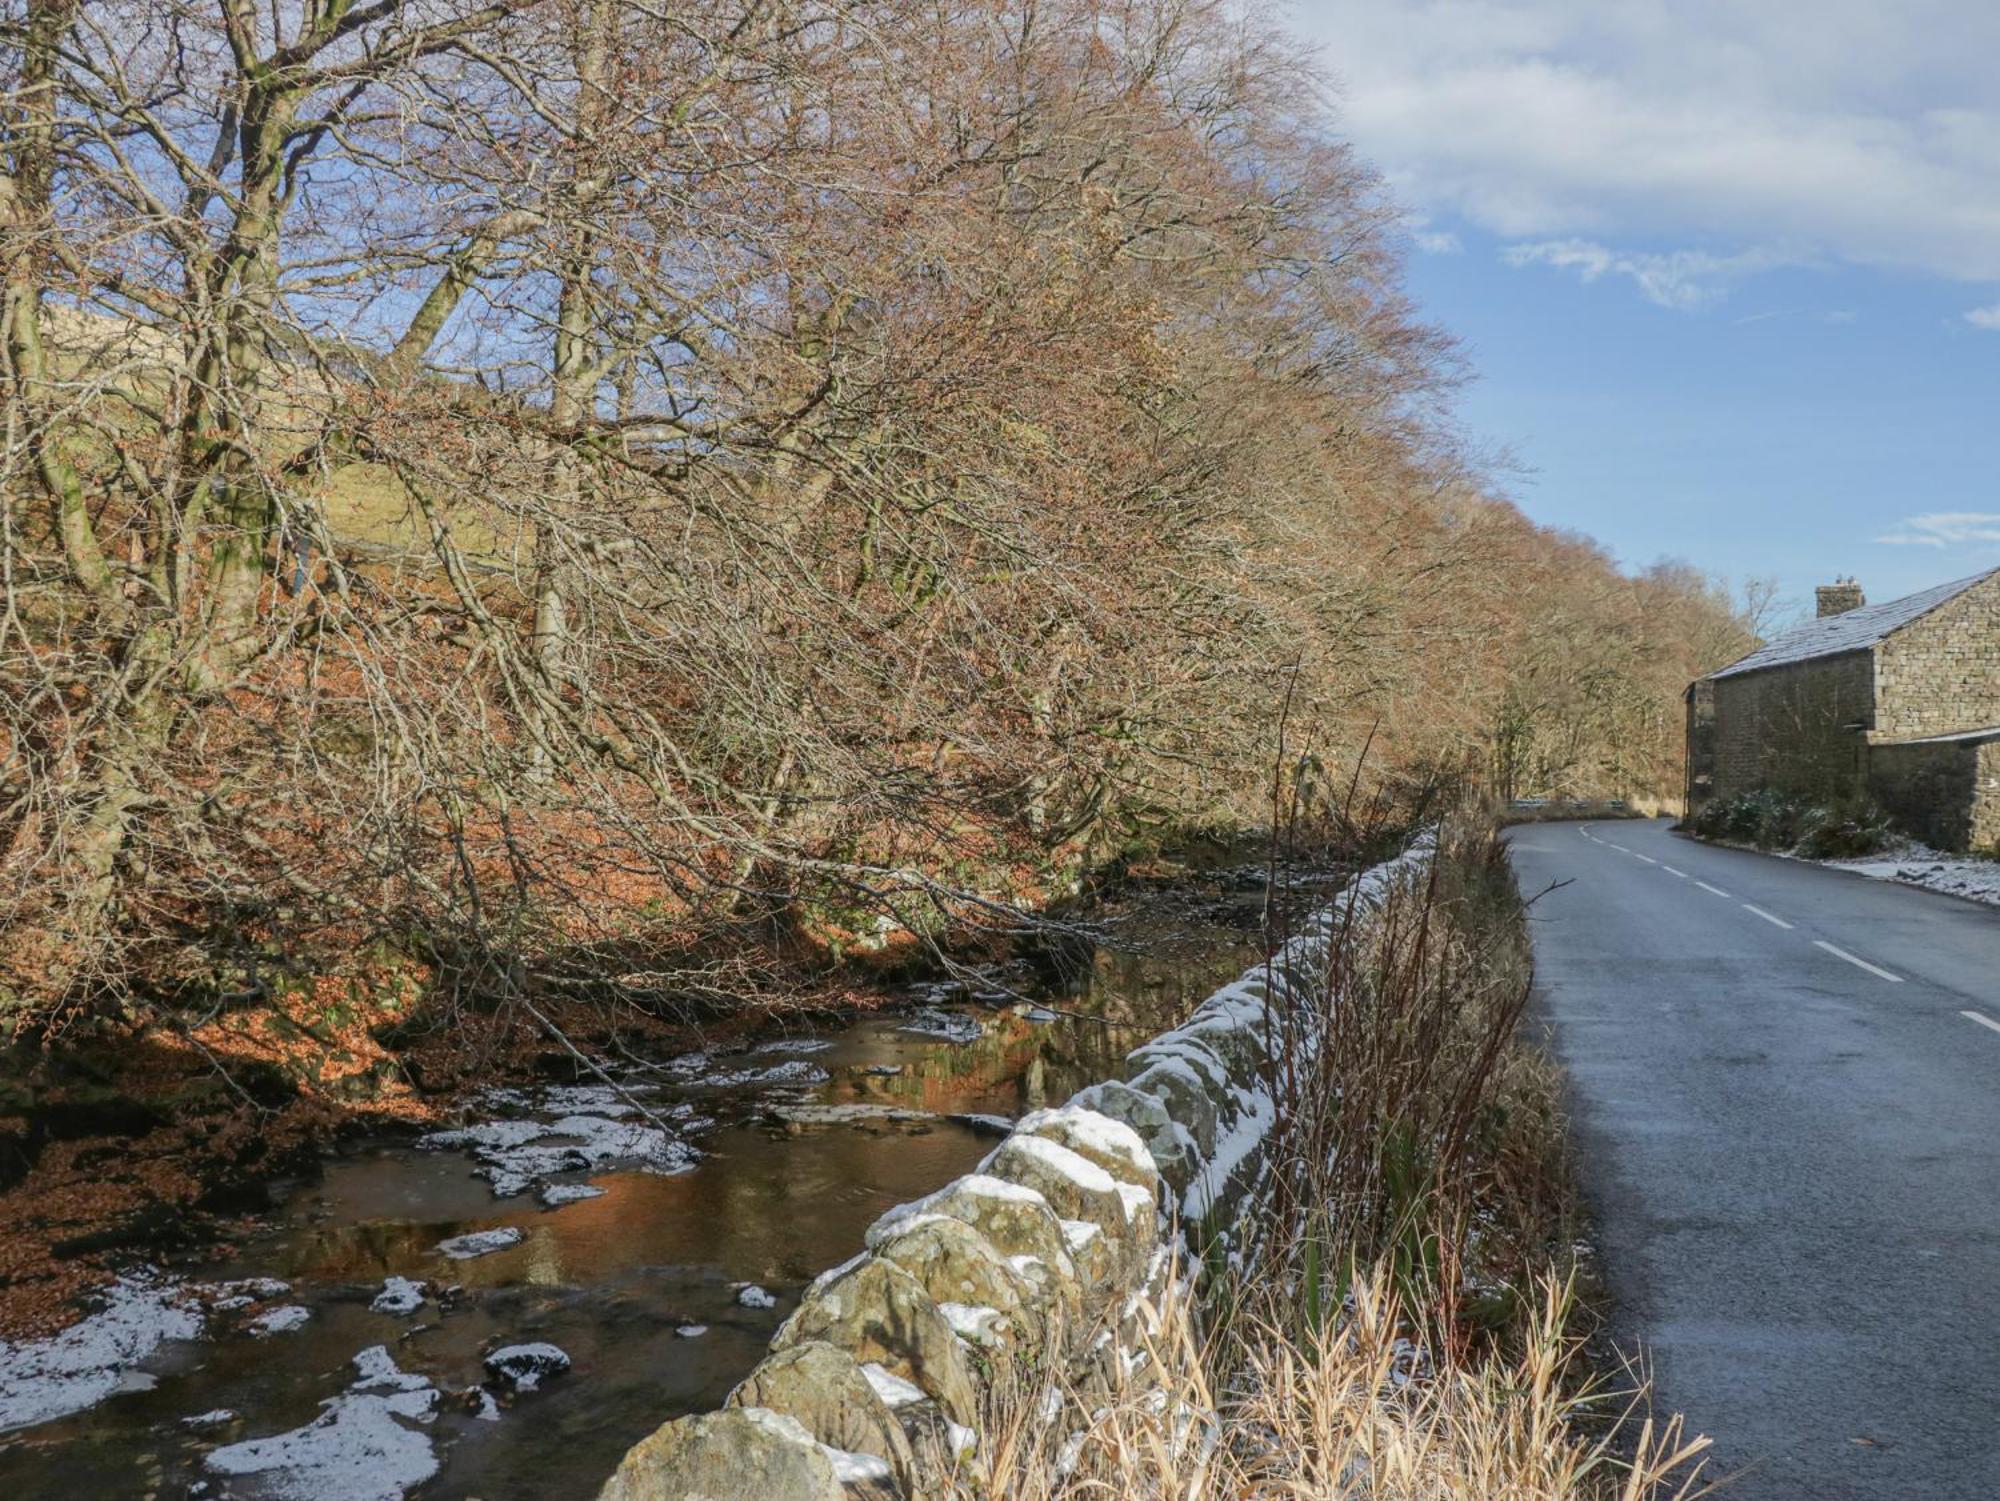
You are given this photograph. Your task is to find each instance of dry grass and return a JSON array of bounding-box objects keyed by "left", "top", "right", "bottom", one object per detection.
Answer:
[{"left": 939, "top": 1260, "right": 1711, "bottom": 1501}]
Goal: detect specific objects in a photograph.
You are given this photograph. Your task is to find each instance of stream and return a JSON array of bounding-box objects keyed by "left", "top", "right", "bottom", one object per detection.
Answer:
[{"left": 0, "top": 872, "right": 1303, "bottom": 1500}]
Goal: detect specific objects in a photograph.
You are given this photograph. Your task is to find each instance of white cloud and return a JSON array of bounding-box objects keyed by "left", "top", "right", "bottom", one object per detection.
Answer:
[
  {"left": 1874, "top": 512, "right": 2000, "bottom": 547},
  {"left": 1502, "top": 238, "right": 1796, "bottom": 310},
  {"left": 1967, "top": 304, "right": 2000, "bottom": 330},
  {"left": 1291, "top": 1, "right": 2000, "bottom": 290},
  {"left": 1415, "top": 229, "right": 1464, "bottom": 254}
]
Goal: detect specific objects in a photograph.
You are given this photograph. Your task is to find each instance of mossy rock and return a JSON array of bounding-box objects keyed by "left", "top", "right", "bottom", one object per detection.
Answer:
[{"left": 600, "top": 1407, "right": 845, "bottom": 1501}]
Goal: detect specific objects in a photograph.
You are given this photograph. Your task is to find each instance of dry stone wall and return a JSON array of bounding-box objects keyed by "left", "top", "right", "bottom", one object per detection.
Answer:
[{"left": 597, "top": 833, "right": 1436, "bottom": 1500}]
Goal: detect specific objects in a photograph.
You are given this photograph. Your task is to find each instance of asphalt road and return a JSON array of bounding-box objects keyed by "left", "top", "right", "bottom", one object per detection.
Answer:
[{"left": 1506, "top": 817, "right": 2000, "bottom": 1501}]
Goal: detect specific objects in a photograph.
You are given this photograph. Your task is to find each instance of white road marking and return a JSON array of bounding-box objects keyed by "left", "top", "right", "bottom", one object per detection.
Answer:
[
  {"left": 1741, "top": 904, "right": 1793, "bottom": 930},
  {"left": 1961, "top": 1010, "right": 2000, "bottom": 1037},
  {"left": 1632, "top": 853, "right": 1657, "bottom": 864},
  {"left": 1661, "top": 865, "right": 1688, "bottom": 877},
  {"left": 1814, "top": 941, "right": 1904, "bottom": 983},
  {"left": 1696, "top": 881, "right": 1733, "bottom": 898},
  {"left": 1607, "top": 843, "right": 1630, "bottom": 853}
]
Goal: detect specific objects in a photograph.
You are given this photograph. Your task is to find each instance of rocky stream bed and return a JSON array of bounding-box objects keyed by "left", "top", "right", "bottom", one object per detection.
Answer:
[{"left": 0, "top": 873, "right": 1308, "bottom": 1500}]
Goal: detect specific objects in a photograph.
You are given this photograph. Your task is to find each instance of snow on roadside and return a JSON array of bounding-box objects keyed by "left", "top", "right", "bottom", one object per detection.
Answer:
[
  {"left": 1823, "top": 843, "right": 2000, "bottom": 907},
  {"left": 0, "top": 1270, "right": 204, "bottom": 1433}
]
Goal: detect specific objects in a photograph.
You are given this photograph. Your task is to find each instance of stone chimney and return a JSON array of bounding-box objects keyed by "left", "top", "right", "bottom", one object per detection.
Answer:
[{"left": 1816, "top": 578, "right": 1865, "bottom": 618}]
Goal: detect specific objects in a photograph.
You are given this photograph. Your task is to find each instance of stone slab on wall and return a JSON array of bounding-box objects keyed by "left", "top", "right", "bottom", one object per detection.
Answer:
[{"left": 596, "top": 834, "right": 1437, "bottom": 1500}]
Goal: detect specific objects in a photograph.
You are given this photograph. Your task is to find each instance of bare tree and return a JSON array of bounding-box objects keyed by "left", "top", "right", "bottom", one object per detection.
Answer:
[{"left": 0, "top": 0, "right": 1755, "bottom": 1032}]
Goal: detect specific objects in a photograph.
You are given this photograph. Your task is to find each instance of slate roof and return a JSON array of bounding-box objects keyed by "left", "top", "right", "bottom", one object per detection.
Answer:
[{"left": 1708, "top": 565, "right": 2000, "bottom": 681}]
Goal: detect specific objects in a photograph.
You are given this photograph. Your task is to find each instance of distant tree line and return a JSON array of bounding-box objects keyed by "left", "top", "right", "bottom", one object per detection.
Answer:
[{"left": 0, "top": 0, "right": 1756, "bottom": 1027}]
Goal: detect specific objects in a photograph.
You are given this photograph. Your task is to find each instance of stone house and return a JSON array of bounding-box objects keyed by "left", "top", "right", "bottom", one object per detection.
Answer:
[{"left": 1686, "top": 567, "right": 2000, "bottom": 851}]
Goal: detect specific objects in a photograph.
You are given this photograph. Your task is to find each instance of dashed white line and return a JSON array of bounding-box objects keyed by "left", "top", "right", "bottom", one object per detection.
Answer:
[
  {"left": 1813, "top": 941, "right": 1903, "bottom": 983},
  {"left": 1607, "top": 843, "right": 1631, "bottom": 853},
  {"left": 1631, "top": 853, "right": 1658, "bottom": 864},
  {"left": 1661, "top": 865, "right": 1688, "bottom": 878},
  {"left": 1962, "top": 1010, "right": 2000, "bottom": 1037},
  {"left": 1695, "top": 881, "right": 1733, "bottom": 898},
  {"left": 1741, "top": 904, "right": 1793, "bottom": 930}
]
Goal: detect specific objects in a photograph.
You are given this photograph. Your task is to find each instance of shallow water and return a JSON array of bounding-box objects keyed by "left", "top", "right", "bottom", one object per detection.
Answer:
[{"left": 0, "top": 883, "right": 1274, "bottom": 1500}]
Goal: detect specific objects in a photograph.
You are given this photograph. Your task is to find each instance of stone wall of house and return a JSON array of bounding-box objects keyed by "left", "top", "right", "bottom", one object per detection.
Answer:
[
  {"left": 1685, "top": 680, "right": 1717, "bottom": 806},
  {"left": 596, "top": 836, "right": 1436, "bottom": 1501},
  {"left": 1873, "top": 736, "right": 2000, "bottom": 853},
  {"left": 1710, "top": 650, "right": 1874, "bottom": 802},
  {"left": 1867, "top": 740, "right": 1981, "bottom": 852},
  {"left": 1977, "top": 744, "right": 2000, "bottom": 852},
  {"left": 1875, "top": 572, "right": 2000, "bottom": 740}
]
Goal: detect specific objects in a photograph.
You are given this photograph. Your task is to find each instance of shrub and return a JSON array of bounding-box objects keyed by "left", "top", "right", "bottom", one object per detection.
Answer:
[{"left": 1688, "top": 790, "right": 1894, "bottom": 858}]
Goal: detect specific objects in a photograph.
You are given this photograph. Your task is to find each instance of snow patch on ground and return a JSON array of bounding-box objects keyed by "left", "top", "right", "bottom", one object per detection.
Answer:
[
  {"left": 204, "top": 1345, "right": 439, "bottom": 1501},
  {"left": 703, "top": 1058, "right": 832, "bottom": 1091},
  {"left": 433, "top": 1227, "right": 522, "bottom": 1260},
  {"left": 246, "top": 1305, "right": 312, "bottom": 1337},
  {"left": 369, "top": 1278, "right": 427, "bottom": 1316},
  {"left": 419, "top": 1109, "right": 698, "bottom": 1200},
  {"left": 735, "top": 1284, "right": 777, "bottom": 1309},
  {"left": 0, "top": 1271, "right": 204, "bottom": 1433},
  {"left": 208, "top": 1277, "right": 292, "bottom": 1302},
  {"left": 1825, "top": 844, "right": 2000, "bottom": 907},
  {"left": 538, "top": 1182, "right": 607, "bottom": 1208}
]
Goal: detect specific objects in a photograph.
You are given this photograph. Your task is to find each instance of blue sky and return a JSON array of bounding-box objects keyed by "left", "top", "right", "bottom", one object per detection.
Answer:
[{"left": 1287, "top": 0, "right": 2000, "bottom": 623}]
